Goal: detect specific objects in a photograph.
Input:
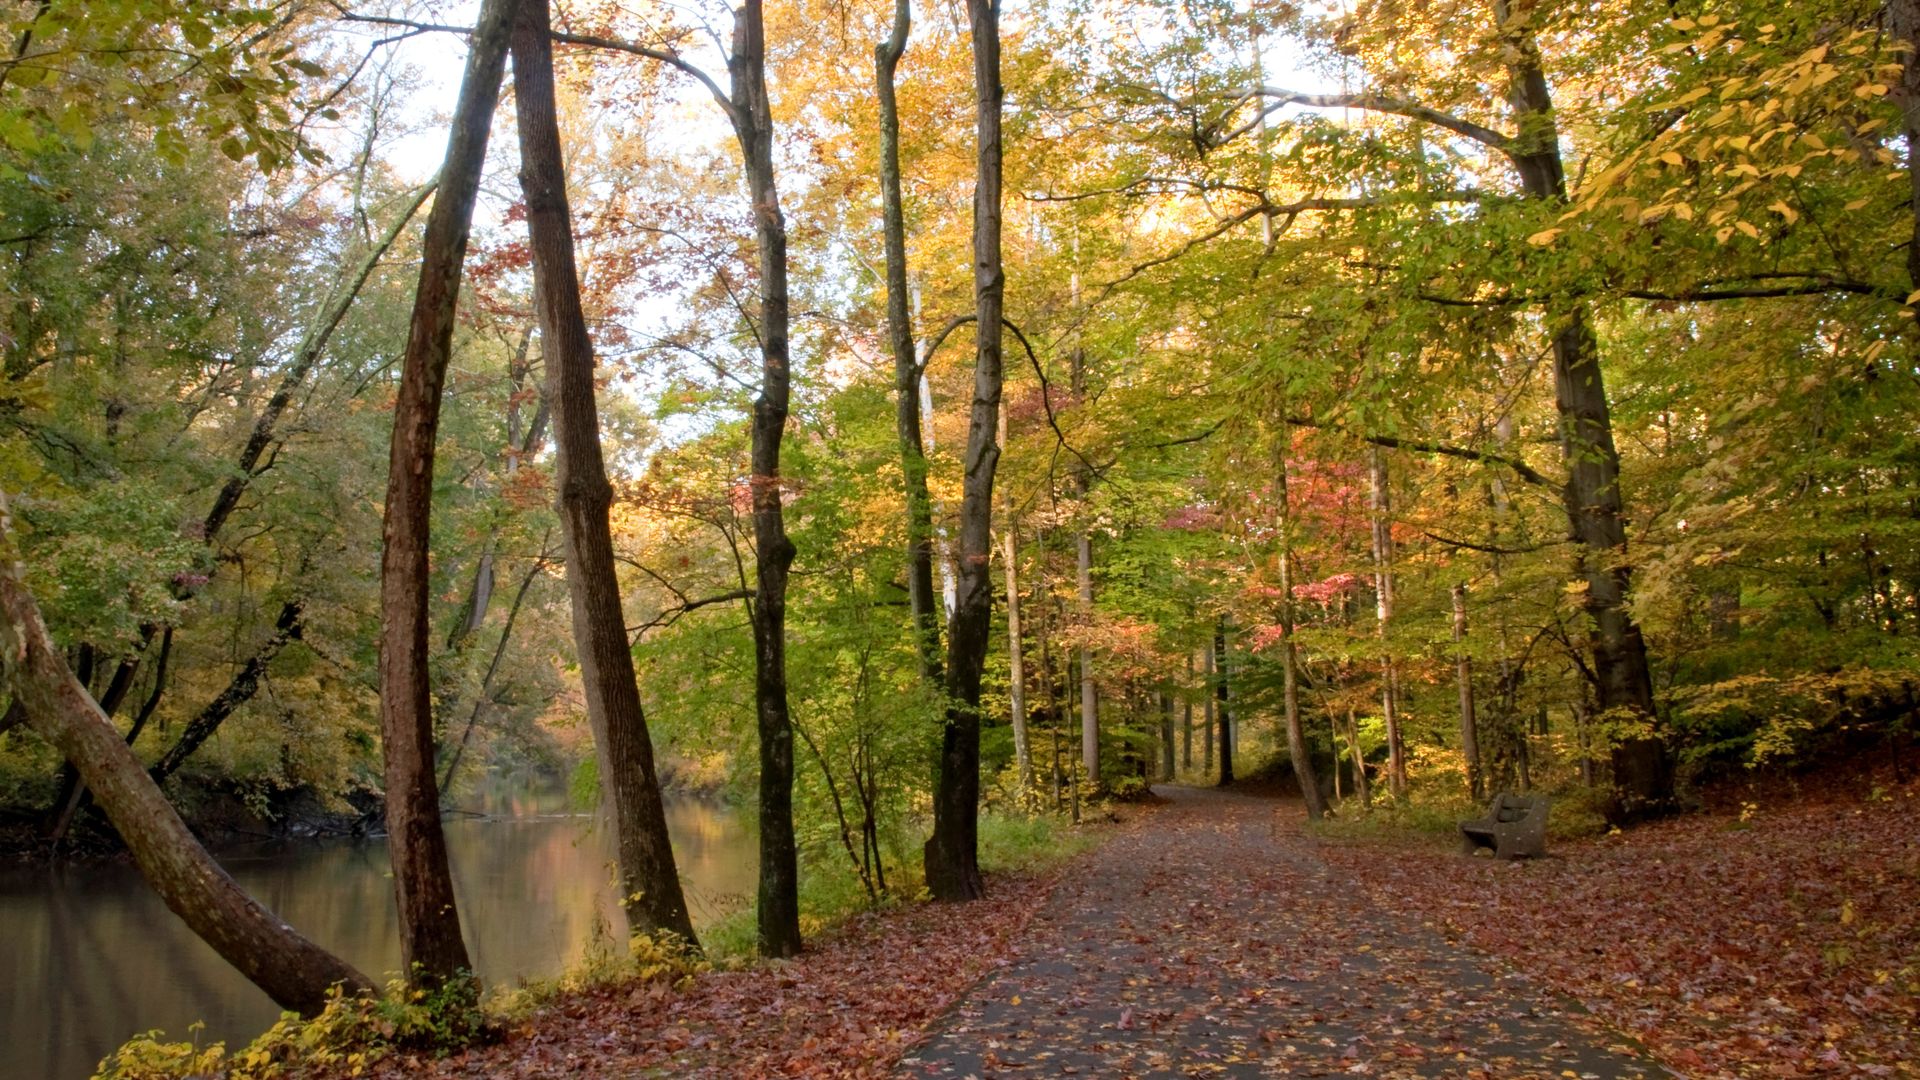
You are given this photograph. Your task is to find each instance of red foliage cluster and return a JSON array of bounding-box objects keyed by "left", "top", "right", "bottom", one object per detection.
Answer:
[
  {"left": 347, "top": 872, "right": 1060, "bottom": 1079},
  {"left": 1321, "top": 790, "right": 1920, "bottom": 1077}
]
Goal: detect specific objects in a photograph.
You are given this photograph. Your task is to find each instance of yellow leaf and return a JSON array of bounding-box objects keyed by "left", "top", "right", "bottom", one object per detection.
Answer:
[
  {"left": 1903, "top": 289, "right": 1920, "bottom": 305},
  {"left": 1736, "top": 220, "right": 1761, "bottom": 239},
  {"left": 1660, "top": 151, "right": 1685, "bottom": 167},
  {"left": 1797, "top": 132, "right": 1828, "bottom": 151},
  {"left": 1768, "top": 200, "right": 1799, "bottom": 224},
  {"left": 1845, "top": 198, "right": 1870, "bottom": 211},
  {"left": 1527, "top": 228, "right": 1563, "bottom": 246},
  {"left": 1672, "top": 202, "right": 1694, "bottom": 221}
]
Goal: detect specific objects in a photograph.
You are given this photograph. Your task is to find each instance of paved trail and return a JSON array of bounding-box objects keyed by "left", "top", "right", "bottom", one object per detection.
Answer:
[{"left": 900, "top": 786, "right": 1665, "bottom": 1079}]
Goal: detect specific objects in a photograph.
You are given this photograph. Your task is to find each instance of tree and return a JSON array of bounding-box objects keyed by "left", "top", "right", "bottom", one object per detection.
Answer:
[
  {"left": 925, "top": 0, "right": 1004, "bottom": 903},
  {"left": 510, "top": 0, "right": 698, "bottom": 948},
  {"left": 375, "top": 0, "right": 517, "bottom": 989},
  {"left": 0, "top": 491, "right": 373, "bottom": 1016}
]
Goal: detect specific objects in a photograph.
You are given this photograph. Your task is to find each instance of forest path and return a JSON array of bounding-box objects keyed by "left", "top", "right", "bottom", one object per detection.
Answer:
[{"left": 899, "top": 785, "right": 1666, "bottom": 1079}]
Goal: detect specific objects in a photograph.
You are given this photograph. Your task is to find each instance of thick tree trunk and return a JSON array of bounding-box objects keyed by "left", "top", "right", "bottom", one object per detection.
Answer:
[
  {"left": 376, "top": 0, "right": 515, "bottom": 988},
  {"left": 0, "top": 500, "right": 373, "bottom": 1015},
  {"left": 725, "top": 0, "right": 802, "bottom": 955},
  {"left": 511, "top": 0, "right": 699, "bottom": 949},
  {"left": 875, "top": 0, "right": 943, "bottom": 687},
  {"left": 1367, "top": 448, "right": 1407, "bottom": 798},
  {"left": 925, "top": 0, "right": 1003, "bottom": 903},
  {"left": 1452, "top": 583, "right": 1483, "bottom": 801},
  {"left": 1495, "top": 0, "right": 1669, "bottom": 822}
]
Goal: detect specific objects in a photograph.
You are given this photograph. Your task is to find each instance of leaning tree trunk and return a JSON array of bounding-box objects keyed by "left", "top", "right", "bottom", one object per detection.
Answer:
[
  {"left": 1494, "top": 0, "right": 1669, "bottom": 823},
  {"left": 925, "top": 0, "right": 1003, "bottom": 903},
  {"left": 875, "top": 0, "right": 943, "bottom": 688},
  {"left": 724, "top": 0, "right": 802, "bottom": 956},
  {"left": 0, "top": 495, "right": 373, "bottom": 1015},
  {"left": 512, "top": 0, "right": 698, "bottom": 948},
  {"left": 376, "top": 0, "right": 516, "bottom": 988}
]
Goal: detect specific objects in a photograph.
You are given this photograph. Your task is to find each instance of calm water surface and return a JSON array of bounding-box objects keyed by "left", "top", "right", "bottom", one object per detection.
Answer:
[{"left": 0, "top": 791, "right": 756, "bottom": 1080}]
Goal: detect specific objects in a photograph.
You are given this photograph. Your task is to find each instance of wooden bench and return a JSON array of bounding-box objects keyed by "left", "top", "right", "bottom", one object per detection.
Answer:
[{"left": 1458, "top": 792, "right": 1550, "bottom": 859}]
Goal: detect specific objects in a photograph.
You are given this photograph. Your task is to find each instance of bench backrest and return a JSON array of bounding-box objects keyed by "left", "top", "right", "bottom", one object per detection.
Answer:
[{"left": 1492, "top": 793, "right": 1545, "bottom": 823}]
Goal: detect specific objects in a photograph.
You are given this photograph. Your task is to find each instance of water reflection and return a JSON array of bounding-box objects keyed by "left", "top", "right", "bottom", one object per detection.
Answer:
[{"left": 0, "top": 794, "right": 756, "bottom": 1080}]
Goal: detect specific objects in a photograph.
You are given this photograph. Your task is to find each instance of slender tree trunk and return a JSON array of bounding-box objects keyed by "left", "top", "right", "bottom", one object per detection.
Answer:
[
  {"left": 1201, "top": 645, "right": 1214, "bottom": 776},
  {"left": 1494, "top": 0, "right": 1669, "bottom": 823},
  {"left": 148, "top": 599, "right": 303, "bottom": 784},
  {"left": 1181, "top": 649, "right": 1194, "bottom": 769},
  {"left": 1001, "top": 507, "right": 1033, "bottom": 792},
  {"left": 1890, "top": 0, "right": 1920, "bottom": 292},
  {"left": 1452, "top": 583, "right": 1483, "bottom": 801},
  {"left": 511, "top": 0, "right": 700, "bottom": 949},
  {"left": 714, "top": 0, "right": 803, "bottom": 956},
  {"left": 925, "top": 0, "right": 1003, "bottom": 902},
  {"left": 875, "top": 0, "right": 943, "bottom": 686},
  {"left": 1275, "top": 453, "right": 1327, "bottom": 818},
  {"left": 1345, "top": 707, "right": 1371, "bottom": 809},
  {"left": 1215, "top": 624, "right": 1235, "bottom": 787},
  {"left": 439, "top": 555, "right": 543, "bottom": 795},
  {"left": 376, "top": 0, "right": 516, "bottom": 987},
  {"left": 1076, "top": 531, "right": 1098, "bottom": 788},
  {"left": 0, "top": 498, "right": 373, "bottom": 1014},
  {"left": 1158, "top": 691, "right": 1175, "bottom": 781},
  {"left": 1367, "top": 448, "right": 1407, "bottom": 798}
]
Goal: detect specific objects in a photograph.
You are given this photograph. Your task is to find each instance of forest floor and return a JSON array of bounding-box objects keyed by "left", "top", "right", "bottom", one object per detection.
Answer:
[
  {"left": 900, "top": 785, "right": 1661, "bottom": 1079},
  {"left": 340, "top": 781, "right": 1918, "bottom": 1079}
]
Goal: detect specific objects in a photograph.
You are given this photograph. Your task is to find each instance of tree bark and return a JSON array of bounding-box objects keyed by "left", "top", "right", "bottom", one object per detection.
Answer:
[
  {"left": 1889, "top": 0, "right": 1920, "bottom": 292},
  {"left": 724, "top": 0, "right": 802, "bottom": 956},
  {"left": 376, "top": 0, "right": 516, "bottom": 988},
  {"left": 875, "top": 0, "right": 943, "bottom": 687},
  {"left": 1201, "top": 644, "right": 1214, "bottom": 776},
  {"left": 1452, "top": 583, "right": 1483, "bottom": 801},
  {"left": 925, "top": 0, "right": 1003, "bottom": 903},
  {"left": 148, "top": 598, "right": 303, "bottom": 784},
  {"left": 1494, "top": 0, "right": 1670, "bottom": 823},
  {"left": 1367, "top": 447, "right": 1407, "bottom": 798},
  {"left": 1158, "top": 691, "right": 1175, "bottom": 782},
  {"left": 0, "top": 496, "right": 373, "bottom": 1015},
  {"left": 511, "top": 0, "right": 699, "bottom": 949},
  {"left": 1076, "top": 531, "right": 1098, "bottom": 788}
]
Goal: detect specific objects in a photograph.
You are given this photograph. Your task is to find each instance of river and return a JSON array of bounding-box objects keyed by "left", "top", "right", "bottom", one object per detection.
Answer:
[{"left": 0, "top": 789, "right": 757, "bottom": 1080}]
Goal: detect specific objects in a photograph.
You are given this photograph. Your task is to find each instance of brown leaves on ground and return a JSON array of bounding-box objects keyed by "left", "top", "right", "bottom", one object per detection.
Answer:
[
  {"left": 342, "top": 871, "right": 1059, "bottom": 1079},
  {"left": 1320, "top": 787, "right": 1920, "bottom": 1078}
]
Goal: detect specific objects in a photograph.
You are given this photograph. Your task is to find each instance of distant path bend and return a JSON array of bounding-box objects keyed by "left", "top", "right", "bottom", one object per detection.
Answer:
[{"left": 901, "top": 785, "right": 1665, "bottom": 1079}]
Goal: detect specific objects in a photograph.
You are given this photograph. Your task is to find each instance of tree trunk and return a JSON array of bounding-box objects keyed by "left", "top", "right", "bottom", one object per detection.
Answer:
[
  {"left": 875, "top": 0, "right": 943, "bottom": 688},
  {"left": 511, "top": 0, "right": 699, "bottom": 949},
  {"left": 1275, "top": 454, "right": 1326, "bottom": 818},
  {"left": 1181, "top": 652, "right": 1193, "bottom": 770},
  {"left": 149, "top": 598, "right": 303, "bottom": 784},
  {"left": 1494, "top": 0, "right": 1669, "bottom": 823},
  {"left": 1452, "top": 583, "right": 1483, "bottom": 801},
  {"left": 1001, "top": 507, "right": 1033, "bottom": 792},
  {"left": 925, "top": 0, "right": 1003, "bottom": 903},
  {"left": 1076, "top": 531, "right": 1098, "bottom": 789},
  {"left": 376, "top": 0, "right": 516, "bottom": 988},
  {"left": 1201, "top": 645, "right": 1214, "bottom": 776},
  {"left": 1345, "top": 707, "right": 1371, "bottom": 809},
  {"left": 1889, "top": 0, "right": 1920, "bottom": 292},
  {"left": 1215, "top": 624, "right": 1235, "bottom": 787},
  {"left": 718, "top": 0, "right": 803, "bottom": 956},
  {"left": 1158, "top": 691, "right": 1175, "bottom": 781},
  {"left": 1367, "top": 447, "right": 1407, "bottom": 798},
  {"left": 0, "top": 497, "right": 373, "bottom": 1015}
]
